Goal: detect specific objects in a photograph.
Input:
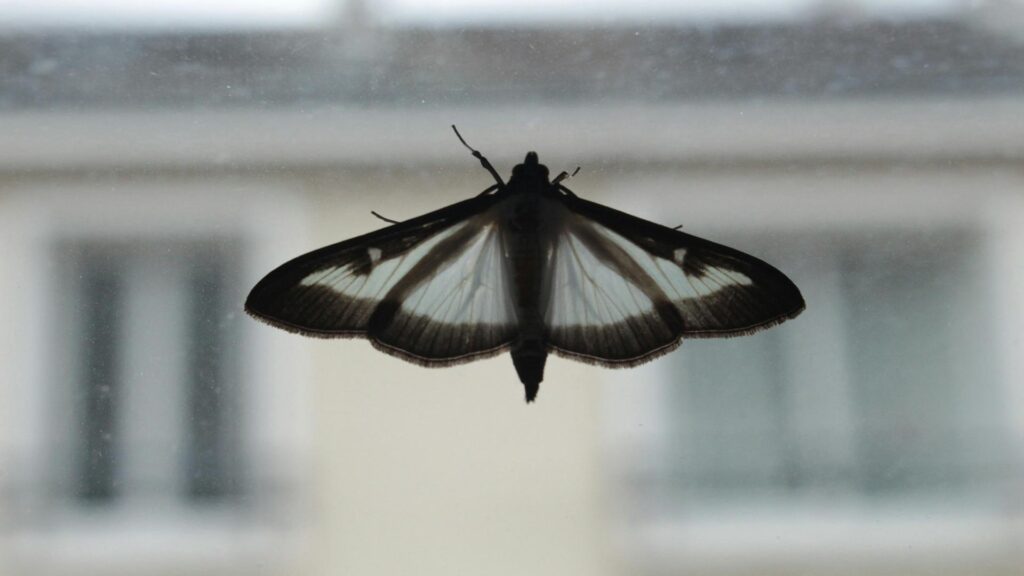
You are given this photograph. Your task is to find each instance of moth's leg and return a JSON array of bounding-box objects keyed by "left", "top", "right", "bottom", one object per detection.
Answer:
[
  {"left": 476, "top": 184, "right": 500, "bottom": 197},
  {"left": 551, "top": 166, "right": 580, "bottom": 185},
  {"left": 557, "top": 184, "right": 579, "bottom": 199},
  {"left": 370, "top": 210, "right": 401, "bottom": 224},
  {"left": 452, "top": 125, "right": 507, "bottom": 189}
]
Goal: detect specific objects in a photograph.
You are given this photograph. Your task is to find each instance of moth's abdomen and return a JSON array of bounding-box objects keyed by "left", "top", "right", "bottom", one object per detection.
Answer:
[{"left": 511, "top": 342, "right": 546, "bottom": 402}]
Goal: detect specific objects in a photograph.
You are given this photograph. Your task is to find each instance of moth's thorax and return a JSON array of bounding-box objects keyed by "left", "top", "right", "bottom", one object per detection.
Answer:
[
  {"left": 507, "top": 151, "right": 550, "bottom": 194},
  {"left": 499, "top": 189, "right": 563, "bottom": 238}
]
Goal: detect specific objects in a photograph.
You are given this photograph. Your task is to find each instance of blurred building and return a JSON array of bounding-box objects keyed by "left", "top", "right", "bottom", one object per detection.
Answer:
[{"left": 1, "top": 6, "right": 1024, "bottom": 576}]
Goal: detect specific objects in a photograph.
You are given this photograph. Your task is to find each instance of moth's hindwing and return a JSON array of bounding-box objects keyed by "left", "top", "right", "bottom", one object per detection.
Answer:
[
  {"left": 245, "top": 195, "right": 517, "bottom": 365},
  {"left": 545, "top": 194, "right": 806, "bottom": 366}
]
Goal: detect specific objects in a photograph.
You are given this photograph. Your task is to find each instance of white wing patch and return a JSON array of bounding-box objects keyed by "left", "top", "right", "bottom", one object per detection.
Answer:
[
  {"left": 300, "top": 223, "right": 465, "bottom": 301},
  {"left": 545, "top": 214, "right": 766, "bottom": 364},
  {"left": 399, "top": 223, "right": 513, "bottom": 325},
  {"left": 298, "top": 219, "right": 517, "bottom": 361},
  {"left": 547, "top": 232, "right": 655, "bottom": 328},
  {"left": 544, "top": 215, "right": 679, "bottom": 363},
  {"left": 546, "top": 218, "right": 753, "bottom": 331},
  {"left": 594, "top": 224, "right": 753, "bottom": 301}
]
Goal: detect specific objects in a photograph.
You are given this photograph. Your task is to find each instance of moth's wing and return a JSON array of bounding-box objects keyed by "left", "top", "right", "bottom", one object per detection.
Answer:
[
  {"left": 545, "top": 194, "right": 805, "bottom": 366},
  {"left": 245, "top": 195, "right": 518, "bottom": 365}
]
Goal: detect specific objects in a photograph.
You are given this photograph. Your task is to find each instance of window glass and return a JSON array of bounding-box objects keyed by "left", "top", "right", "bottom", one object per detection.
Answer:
[{"left": 2, "top": 2, "right": 1023, "bottom": 575}]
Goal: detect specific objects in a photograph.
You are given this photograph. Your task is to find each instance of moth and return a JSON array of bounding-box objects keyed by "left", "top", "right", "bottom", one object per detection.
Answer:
[{"left": 246, "top": 127, "right": 805, "bottom": 403}]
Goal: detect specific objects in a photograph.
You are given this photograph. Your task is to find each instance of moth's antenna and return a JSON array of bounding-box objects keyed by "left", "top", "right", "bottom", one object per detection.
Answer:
[
  {"left": 371, "top": 211, "right": 400, "bottom": 225},
  {"left": 452, "top": 125, "right": 506, "bottom": 189}
]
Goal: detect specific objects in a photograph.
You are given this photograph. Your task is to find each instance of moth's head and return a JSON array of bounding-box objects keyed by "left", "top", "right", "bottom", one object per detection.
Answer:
[{"left": 510, "top": 151, "right": 550, "bottom": 188}]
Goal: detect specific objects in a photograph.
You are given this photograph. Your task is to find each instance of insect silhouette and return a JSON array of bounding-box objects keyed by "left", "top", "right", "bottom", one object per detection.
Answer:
[{"left": 245, "top": 127, "right": 805, "bottom": 403}]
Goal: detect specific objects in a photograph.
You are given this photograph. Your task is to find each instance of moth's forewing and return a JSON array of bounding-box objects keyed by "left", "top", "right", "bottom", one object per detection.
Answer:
[
  {"left": 245, "top": 194, "right": 517, "bottom": 364},
  {"left": 543, "top": 191, "right": 805, "bottom": 366}
]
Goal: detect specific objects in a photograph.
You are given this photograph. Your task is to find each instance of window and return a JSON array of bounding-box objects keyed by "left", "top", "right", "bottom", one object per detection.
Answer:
[
  {"left": 606, "top": 166, "right": 1024, "bottom": 570},
  {"left": 2, "top": 182, "right": 310, "bottom": 573},
  {"left": 55, "top": 239, "right": 244, "bottom": 505}
]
